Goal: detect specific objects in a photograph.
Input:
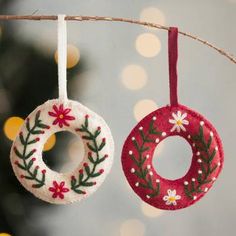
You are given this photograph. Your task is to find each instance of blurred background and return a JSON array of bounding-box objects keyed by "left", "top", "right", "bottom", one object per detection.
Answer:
[{"left": 0, "top": 0, "right": 235, "bottom": 235}]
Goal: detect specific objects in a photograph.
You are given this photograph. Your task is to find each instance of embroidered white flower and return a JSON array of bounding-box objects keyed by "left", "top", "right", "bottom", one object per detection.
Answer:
[
  {"left": 169, "top": 111, "right": 189, "bottom": 132},
  {"left": 163, "top": 189, "right": 181, "bottom": 205}
]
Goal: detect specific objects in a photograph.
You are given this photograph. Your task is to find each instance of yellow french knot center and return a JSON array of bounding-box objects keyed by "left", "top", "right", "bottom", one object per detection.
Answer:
[
  {"left": 176, "top": 120, "right": 182, "bottom": 125},
  {"left": 168, "top": 196, "right": 176, "bottom": 202},
  {"left": 59, "top": 114, "right": 64, "bottom": 119}
]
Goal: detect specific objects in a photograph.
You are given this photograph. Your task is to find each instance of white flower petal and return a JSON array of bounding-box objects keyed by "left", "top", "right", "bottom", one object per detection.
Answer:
[
  {"left": 167, "top": 189, "right": 172, "bottom": 196},
  {"left": 169, "top": 119, "right": 176, "bottom": 124},
  {"left": 181, "top": 113, "right": 187, "bottom": 119},
  {"left": 171, "top": 189, "right": 176, "bottom": 196},
  {"left": 172, "top": 112, "right": 178, "bottom": 120},
  {"left": 176, "top": 126, "right": 181, "bottom": 133},
  {"left": 177, "top": 111, "right": 182, "bottom": 118},
  {"left": 175, "top": 195, "right": 181, "bottom": 200},
  {"left": 180, "top": 124, "right": 186, "bottom": 132},
  {"left": 163, "top": 196, "right": 169, "bottom": 201},
  {"left": 182, "top": 119, "right": 189, "bottom": 125},
  {"left": 170, "top": 125, "right": 177, "bottom": 132},
  {"left": 173, "top": 201, "right": 177, "bottom": 206},
  {"left": 166, "top": 200, "right": 172, "bottom": 205}
]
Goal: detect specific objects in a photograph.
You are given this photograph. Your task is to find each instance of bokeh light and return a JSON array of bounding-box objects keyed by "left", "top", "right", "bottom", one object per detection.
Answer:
[
  {"left": 141, "top": 202, "right": 164, "bottom": 218},
  {"left": 0, "top": 233, "right": 11, "bottom": 236},
  {"left": 55, "top": 44, "right": 80, "bottom": 69},
  {"left": 120, "top": 219, "right": 145, "bottom": 236},
  {"left": 43, "top": 134, "right": 56, "bottom": 152},
  {"left": 135, "top": 33, "right": 161, "bottom": 58},
  {"left": 4, "top": 117, "right": 24, "bottom": 141},
  {"left": 140, "top": 7, "right": 166, "bottom": 30},
  {"left": 133, "top": 99, "right": 158, "bottom": 121},
  {"left": 121, "top": 64, "right": 148, "bottom": 90}
]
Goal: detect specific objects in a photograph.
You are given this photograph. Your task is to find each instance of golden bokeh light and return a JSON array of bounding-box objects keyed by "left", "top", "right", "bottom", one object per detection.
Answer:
[
  {"left": 43, "top": 134, "right": 56, "bottom": 152},
  {"left": 121, "top": 64, "right": 148, "bottom": 90},
  {"left": 120, "top": 219, "right": 145, "bottom": 236},
  {"left": 141, "top": 202, "right": 164, "bottom": 218},
  {"left": 55, "top": 44, "right": 80, "bottom": 69},
  {"left": 140, "top": 7, "right": 166, "bottom": 30},
  {"left": 4, "top": 117, "right": 24, "bottom": 141},
  {"left": 135, "top": 33, "right": 161, "bottom": 58},
  {"left": 133, "top": 99, "right": 158, "bottom": 121},
  {"left": 0, "top": 233, "right": 11, "bottom": 236}
]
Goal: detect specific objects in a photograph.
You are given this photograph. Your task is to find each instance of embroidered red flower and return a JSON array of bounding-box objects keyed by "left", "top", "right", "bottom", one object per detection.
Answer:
[
  {"left": 49, "top": 181, "right": 69, "bottom": 199},
  {"left": 48, "top": 104, "right": 75, "bottom": 128}
]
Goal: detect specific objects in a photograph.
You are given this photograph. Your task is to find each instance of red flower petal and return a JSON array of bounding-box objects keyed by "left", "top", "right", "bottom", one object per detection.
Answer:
[
  {"left": 49, "top": 187, "right": 56, "bottom": 192},
  {"left": 58, "top": 193, "right": 64, "bottom": 199},
  {"left": 59, "top": 104, "right": 64, "bottom": 112},
  {"left": 48, "top": 111, "right": 58, "bottom": 117},
  {"left": 53, "top": 181, "right": 59, "bottom": 188},
  {"left": 52, "top": 193, "right": 58, "bottom": 198},
  {"left": 53, "top": 119, "right": 59, "bottom": 125},
  {"left": 52, "top": 105, "right": 59, "bottom": 113},
  {"left": 60, "top": 181, "right": 65, "bottom": 188},
  {"left": 64, "top": 108, "right": 71, "bottom": 114},
  {"left": 64, "top": 115, "right": 75, "bottom": 120},
  {"left": 62, "top": 188, "right": 69, "bottom": 193}
]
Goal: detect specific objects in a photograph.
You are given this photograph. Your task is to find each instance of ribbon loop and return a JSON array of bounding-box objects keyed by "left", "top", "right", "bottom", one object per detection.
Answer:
[
  {"left": 58, "top": 14, "right": 68, "bottom": 101},
  {"left": 168, "top": 27, "right": 179, "bottom": 106}
]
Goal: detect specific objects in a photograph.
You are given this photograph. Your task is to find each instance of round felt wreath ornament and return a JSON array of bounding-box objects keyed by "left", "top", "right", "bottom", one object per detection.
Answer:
[
  {"left": 10, "top": 15, "right": 114, "bottom": 204},
  {"left": 121, "top": 27, "right": 224, "bottom": 210}
]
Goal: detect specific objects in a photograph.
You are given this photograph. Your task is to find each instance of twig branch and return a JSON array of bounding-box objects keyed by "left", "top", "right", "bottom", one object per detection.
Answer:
[{"left": 0, "top": 14, "right": 235, "bottom": 64}]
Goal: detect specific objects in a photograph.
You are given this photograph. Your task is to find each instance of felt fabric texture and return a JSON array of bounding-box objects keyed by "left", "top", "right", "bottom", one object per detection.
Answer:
[
  {"left": 121, "top": 27, "right": 224, "bottom": 210},
  {"left": 121, "top": 104, "right": 224, "bottom": 210},
  {"left": 10, "top": 99, "right": 114, "bottom": 204}
]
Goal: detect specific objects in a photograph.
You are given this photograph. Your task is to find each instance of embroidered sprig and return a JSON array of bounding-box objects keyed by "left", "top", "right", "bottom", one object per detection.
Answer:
[
  {"left": 184, "top": 122, "right": 219, "bottom": 199},
  {"left": 71, "top": 115, "right": 107, "bottom": 194},
  {"left": 13, "top": 110, "right": 50, "bottom": 188},
  {"left": 129, "top": 118, "right": 163, "bottom": 198}
]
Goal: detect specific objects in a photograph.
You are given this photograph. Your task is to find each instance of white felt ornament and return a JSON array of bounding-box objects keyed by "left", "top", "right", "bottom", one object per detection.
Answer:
[{"left": 10, "top": 15, "right": 114, "bottom": 204}]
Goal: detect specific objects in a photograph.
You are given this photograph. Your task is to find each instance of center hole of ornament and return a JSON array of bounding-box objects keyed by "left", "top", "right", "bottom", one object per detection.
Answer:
[
  {"left": 153, "top": 136, "right": 192, "bottom": 180},
  {"left": 43, "top": 131, "right": 84, "bottom": 173}
]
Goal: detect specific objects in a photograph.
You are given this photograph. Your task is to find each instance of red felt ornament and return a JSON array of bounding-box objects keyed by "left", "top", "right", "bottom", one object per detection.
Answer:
[{"left": 121, "top": 27, "right": 224, "bottom": 210}]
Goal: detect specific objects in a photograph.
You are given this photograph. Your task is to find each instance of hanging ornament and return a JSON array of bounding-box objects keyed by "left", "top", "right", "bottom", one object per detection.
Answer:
[
  {"left": 10, "top": 15, "right": 114, "bottom": 204},
  {"left": 121, "top": 27, "right": 224, "bottom": 210}
]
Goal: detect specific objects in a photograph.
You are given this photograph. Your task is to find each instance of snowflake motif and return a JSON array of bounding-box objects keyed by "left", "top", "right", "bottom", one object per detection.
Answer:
[
  {"left": 49, "top": 181, "right": 69, "bottom": 199},
  {"left": 48, "top": 104, "right": 75, "bottom": 128},
  {"left": 169, "top": 111, "right": 189, "bottom": 132},
  {"left": 163, "top": 189, "right": 181, "bottom": 205}
]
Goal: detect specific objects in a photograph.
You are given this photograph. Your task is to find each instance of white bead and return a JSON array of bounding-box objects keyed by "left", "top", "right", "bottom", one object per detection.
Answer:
[
  {"left": 152, "top": 116, "right": 157, "bottom": 121},
  {"left": 196, "top": 151, "right": 200, "bottom": 156},
  {"left": 146, "top": 195, "right": 150, "bottom": 199},
  {"left": 187, "top": 135, "right": 191, "bottom": 139},
  {"left": 217, "top": 162, "right": 221, "bottom": 166},
  {"left": 193, "top": 196, "right": 197, "bottom": 200},
  {"left": 146, "top": 154, "right": 150, "bottom": 159},
  {"left": 200, "top": 121, "right": 205, "bottom": 126},
  {"left": 155, "top": 138, "right": 160, "bottom": 143},
  {"left": 184, "top": 181, "right": 189, "bottom": 185},
  {"left": 139, "top": 126, "right": 143, "bottom": 131},
  {"left": 192, "top": 178, "right": 196, "bottom": 182},
  {"left": 204, "top": 187, "right": 208, "bottom": 192},
  {"left": 135, "top": 182, "right": 139, "bottom": 187},
  {"left": 212, "top": 177, "right": 216, "bottom": 181},
  {"left": 149, "top": 171, "right": 153, "bottom": 176},
  {"left": 198, "top": 170, "right": 203, "bottom": 174},
  {"left": 156, "top": 179, "right": 160, "bottom": 183},
  {"left": 162, "top": 132, "right": 167, "bottom": 137},
  {"left": 129, "top": 150, "right": 133, "bottom": 155},
  {"left": 147, "top": 165, "right": 151, "bottom": 169},
  {"left": 215, "top": 146, "right": 218, "bottom": 151},
  {"left": 197, "top": 159, "right": 202, "bottom": 163},
  {"left": 210, "top": 131, "right": 214, "bottom": 137},
  {"left": 130, "top": 168, "right": 135, "bottom": 173},
  {"left": 131, "top": 137, "right": 135, "bottom": 141},
  {"left": 193, "top": 143, "right": 196, "bottom": 147}
]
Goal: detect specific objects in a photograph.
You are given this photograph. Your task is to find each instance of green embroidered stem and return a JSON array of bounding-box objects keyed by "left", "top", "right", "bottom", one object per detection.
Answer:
[
  {"left": 14, "top": 110, "right": 50, "bottom": 188},
  {"left": 130, "top": 119, "right": 162, "bottom": 198},
  {"left": 71, "top": 116, "right": 107, "bottom": 194},
  {"left": 184, "top": 125, "right": 218, "bottom": 199}
]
